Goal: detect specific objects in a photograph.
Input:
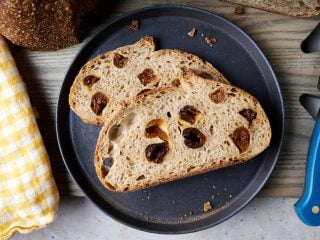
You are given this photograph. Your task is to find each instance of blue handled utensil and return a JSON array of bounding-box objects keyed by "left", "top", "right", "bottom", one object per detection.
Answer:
[
  {"left": 295, "top": 23, "right": 320, "bottom": 226},
  {"left": 295, "top": 92, "right": 320, "bottom": 226}
]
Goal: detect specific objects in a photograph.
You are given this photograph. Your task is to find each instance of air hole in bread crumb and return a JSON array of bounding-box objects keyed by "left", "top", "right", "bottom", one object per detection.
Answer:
[
  {"left": 106, "top": 183, "right": 115, "bottom": 191},
  {"left": 198, "top": 72, "right": 213, "bottom": 79},
  {"left": 101, "top": 165, "right": 108, "bottom": 178},
  {"left": 107, "top": 144, "right": 113, "bottom": 154},
  {"left": 124, "top": 187, "right": 129, "bottom": 191},
  {"left": 187, "top": 166, "right": 195, "bottom": 172},
  {"left": 108, "top": 124, "right": 122, "bottom": 142},
  {"left": 210, "top": 125, "right": 214, "bottom": 135},
  {"left": 167, "top": 112, "right": 171, "bottom": 118},
  {"left": 121, "top": 112, "right": 138, "bottom": 127},
  {"left": 103, "top": 157, "right": 113, "bottom": 168},
  {"left": 136, "top": 175, "right": 145, "bottom": 181}
]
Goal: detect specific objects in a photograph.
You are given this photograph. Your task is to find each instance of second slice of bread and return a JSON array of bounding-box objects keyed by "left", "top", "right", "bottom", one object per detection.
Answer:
[
  {"left": 69, "top": 36, "right": 228, "bottom": 125},
  {"left": 94, "top": 71, "right": 271, "bottom": 192},
  {"left": 226, "top": 0, "right": 319, "bottom": 17}
]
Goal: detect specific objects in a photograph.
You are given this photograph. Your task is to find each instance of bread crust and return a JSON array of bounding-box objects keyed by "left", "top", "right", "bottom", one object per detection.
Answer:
[{"left": 0, "top": 0, "right": 96, "bottom": 50}]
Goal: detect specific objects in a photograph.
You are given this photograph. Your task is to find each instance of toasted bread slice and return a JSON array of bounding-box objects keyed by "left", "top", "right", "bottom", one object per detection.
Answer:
[
  {"left": 227, "top": 0, "right": 320, "bottom": 17},
  {"left": 69, "top": 36, "right": 228, "bottom": 125},
  {"left": 94, "top": 72, "right": 271, "bottom": 192}
]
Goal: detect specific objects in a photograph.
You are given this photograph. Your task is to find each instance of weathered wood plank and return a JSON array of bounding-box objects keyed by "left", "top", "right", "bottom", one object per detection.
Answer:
[{"left": 9, "top": 0, "right": 320, "bottom": 197}]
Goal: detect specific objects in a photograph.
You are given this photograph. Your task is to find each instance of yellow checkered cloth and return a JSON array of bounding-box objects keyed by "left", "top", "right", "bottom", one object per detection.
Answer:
[{"left": 0, "top": 36, "right": 59, "bottom": 240}]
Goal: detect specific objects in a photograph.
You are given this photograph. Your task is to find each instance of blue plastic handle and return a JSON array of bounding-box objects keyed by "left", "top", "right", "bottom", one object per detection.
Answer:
[{"left": 295, "top": 118, "right": 320, "bottom": 226}]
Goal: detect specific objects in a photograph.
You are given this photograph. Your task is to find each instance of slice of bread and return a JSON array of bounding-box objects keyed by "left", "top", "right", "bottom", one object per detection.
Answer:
[
  {"left": 94, "top": 71, "right": 271, "bottom": 192},
  {"left": 69, "top": 36, "right": 228, "bottom": 125},
  {"left": 226, "top": 0, "right": 320, "bottom": 17}
]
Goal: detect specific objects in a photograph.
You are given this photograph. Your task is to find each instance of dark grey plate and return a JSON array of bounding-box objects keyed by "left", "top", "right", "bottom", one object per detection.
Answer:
[{"left": 57, "top": 5, "right": 284, "bottom": 234}]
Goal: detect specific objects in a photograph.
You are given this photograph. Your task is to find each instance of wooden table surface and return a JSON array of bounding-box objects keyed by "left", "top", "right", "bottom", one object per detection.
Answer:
[{"left": 9, "top": 0, "right": 320, "bottom": 197}]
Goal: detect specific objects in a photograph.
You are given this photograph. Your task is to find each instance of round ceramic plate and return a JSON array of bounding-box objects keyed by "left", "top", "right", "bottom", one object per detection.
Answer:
[{"left": 57, "top": 5, "right": 284, "bottom": 234}]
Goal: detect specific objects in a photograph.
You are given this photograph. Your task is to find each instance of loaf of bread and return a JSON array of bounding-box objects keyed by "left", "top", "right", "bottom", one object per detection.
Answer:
[
  {"left": 69, "top": 36, "right": 229, "bottom": 125},
  {"left": 94, "top": 71, "right": 271, "bottom": 192},
  {"left": 0, "top": 0, "right": 96, "bottom": 50},
  {"left": 226, "top": 0, "right": 320, "bottom": 17}
]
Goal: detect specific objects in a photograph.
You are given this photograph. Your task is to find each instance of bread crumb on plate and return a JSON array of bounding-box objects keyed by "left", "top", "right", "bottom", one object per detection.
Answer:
[
  {"left": 203, "top": 202, "right": 212, "bottom": 212},
  {"left": 205, "top": 37, "right": 216, "bottom": 46},
  {"left": 188, "top": 27, "right": 196, "bottom": 37},
  {"left": 128, "top": 19, "right": 139, "bottom": 31}
]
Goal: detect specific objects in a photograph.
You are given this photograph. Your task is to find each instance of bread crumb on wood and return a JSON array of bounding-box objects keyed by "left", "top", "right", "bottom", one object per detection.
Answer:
[
  {"left": 205, "top": 37, "right": 216, "bottom": 46},
  {"left": 128, "top": 19, "right": 139, "bottom": 31},
  {"left": 188, "top": 27, "right": 196, "bottom": 37},
  {"left": 234, "top": 6, "right": 245, "bottom": 15},
  {"left": 203, "top": 202, "right": 212, "bottom": 212}
]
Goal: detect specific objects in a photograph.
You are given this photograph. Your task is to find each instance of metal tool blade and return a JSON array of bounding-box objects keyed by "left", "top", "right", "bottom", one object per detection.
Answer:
[
  {"left": 301, "top": 23, "right": 320, "bottom": 53},
  {"left": 300, "top": 94, "right": 320, "bottom": 120}
]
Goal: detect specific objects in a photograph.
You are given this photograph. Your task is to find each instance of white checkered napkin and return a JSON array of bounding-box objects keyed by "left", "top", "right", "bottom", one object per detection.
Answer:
[{"left": 0, "top": 36, "right": 59, "bottom": 239}]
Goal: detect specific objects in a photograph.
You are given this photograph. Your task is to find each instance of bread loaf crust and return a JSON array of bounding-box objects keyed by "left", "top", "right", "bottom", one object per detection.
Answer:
[{"left": 0, "top": 0, "right": 96, "bottom": 50}]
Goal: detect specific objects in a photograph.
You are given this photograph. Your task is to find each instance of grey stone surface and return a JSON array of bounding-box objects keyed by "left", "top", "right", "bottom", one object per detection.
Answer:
[{"left": 12, "top": 197, "right": 320, "bottom": 240}]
